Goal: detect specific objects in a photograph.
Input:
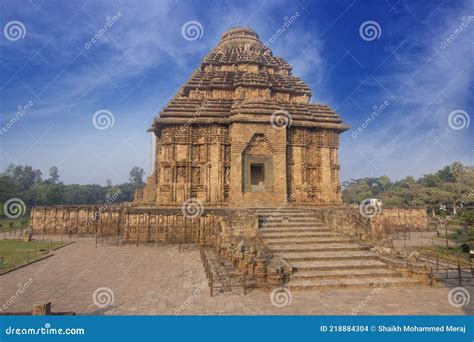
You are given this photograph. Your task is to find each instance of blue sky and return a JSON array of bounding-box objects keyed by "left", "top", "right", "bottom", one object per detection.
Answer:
[{"left": 0, "top": 0, "right": 472, "bottom": 185}]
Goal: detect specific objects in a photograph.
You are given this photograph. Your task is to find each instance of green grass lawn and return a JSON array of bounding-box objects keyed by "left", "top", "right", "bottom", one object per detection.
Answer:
[
  {"left": 449, "top": 228, "right": 472, "bottom": 242},
  {"left": 418, "top": 245, "right": 471, "bottom": 263},
  {"left": 0, "top": 239, "right": 66, "bottom": 273},
  {"left": 0, "top": 218, "right": 29, "bottom": 232}
]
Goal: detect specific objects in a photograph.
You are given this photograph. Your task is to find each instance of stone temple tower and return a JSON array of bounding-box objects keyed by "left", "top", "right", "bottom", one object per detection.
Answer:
[{"left": 136, "top": 27, "right": 349, "bottom": 207}]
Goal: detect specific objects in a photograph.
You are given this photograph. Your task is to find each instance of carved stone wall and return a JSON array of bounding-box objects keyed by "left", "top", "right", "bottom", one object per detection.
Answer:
[
  {"left": 30, "top": 205, "right": 263, "bottom": 240},
  {"left": 287, "top": 128, "right": 341, "bottom": 205},
  {"left": 137, "top": 27, "right": 349, "bottom": 207},
  {"left": 30, "top": 206, "right": 220, "bottom": 245},
  {"left": 313, "top": 206, "right": 429, "bottom": 242},
  {"left": 229, "top": 123, "right": 287, "bottom": 206},
  {"left": 154, "top": 125, "right": 230, "bottom": 205}
]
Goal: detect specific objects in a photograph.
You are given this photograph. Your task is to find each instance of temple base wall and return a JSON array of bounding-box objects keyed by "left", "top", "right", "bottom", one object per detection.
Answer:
[{"left": 30, "top": 205, "right": 428, "bottom": 244}]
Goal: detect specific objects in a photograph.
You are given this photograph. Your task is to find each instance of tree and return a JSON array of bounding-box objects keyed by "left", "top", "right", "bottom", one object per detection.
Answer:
[
  {"left": 48, "top": 166, "right": 60, "bottom": 184},
  {"left": 129, "top": 167, "right": 145, "bottom": 186},
  {"left": 3, "top": 164, "right": 41, "bottom": 191}
]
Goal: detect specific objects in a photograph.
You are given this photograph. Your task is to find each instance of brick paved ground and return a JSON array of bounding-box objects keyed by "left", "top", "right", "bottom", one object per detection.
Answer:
[{"left": 0, "top": 237, "right": 471, "bottom": 315}]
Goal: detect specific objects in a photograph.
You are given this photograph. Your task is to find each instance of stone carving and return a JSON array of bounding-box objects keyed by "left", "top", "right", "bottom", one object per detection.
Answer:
[{"left": 138, "top": 27, "right": 349, "bottom": 206}]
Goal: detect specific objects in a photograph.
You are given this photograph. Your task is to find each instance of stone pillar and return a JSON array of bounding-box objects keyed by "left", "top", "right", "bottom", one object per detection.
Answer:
[{"left": 32, "top": 302, "right": 51, "bottom": 315}]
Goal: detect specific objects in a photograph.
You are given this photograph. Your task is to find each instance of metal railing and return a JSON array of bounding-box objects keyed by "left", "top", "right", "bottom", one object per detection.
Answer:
[
  {"left": 199, "top": 246, "right": 248, "bottom": 297},
  {"left": 419, "top": 251, "right": 474, "bottom": 286}
]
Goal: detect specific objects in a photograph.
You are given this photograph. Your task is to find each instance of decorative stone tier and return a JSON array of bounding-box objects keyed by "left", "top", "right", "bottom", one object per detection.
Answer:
[
  {"left": 29, "top": 204, "right": 429, "bottom": 290},
  {"left": 313, "top": 206, "right": 429, "bottom": 241},
  {"left": 30, "top": 205, "right": 220, "bottom": 244},
  {"left": 30, "top": 205, "right": 427, "bottom": 243},
  {"left": 141, "top": 26, "right": 349, "bottom": 207}
]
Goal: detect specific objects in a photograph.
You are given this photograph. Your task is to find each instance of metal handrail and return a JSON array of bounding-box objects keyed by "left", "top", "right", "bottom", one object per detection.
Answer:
[{"left": 199, "top": 245, "right": 249, "bottom": 296}]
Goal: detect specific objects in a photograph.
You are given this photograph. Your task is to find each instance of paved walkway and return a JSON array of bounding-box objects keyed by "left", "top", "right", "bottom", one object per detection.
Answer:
[{"left": 0, "top": 237, "right": 471, "bottom": 315}]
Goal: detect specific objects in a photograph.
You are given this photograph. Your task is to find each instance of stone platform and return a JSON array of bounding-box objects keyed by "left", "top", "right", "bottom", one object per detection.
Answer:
[
  {"left": 0, "top": 237, "right": 470, "bottom": 315},
  {"left": 257, "top": 208, "right": 425, "bottom": 290}
]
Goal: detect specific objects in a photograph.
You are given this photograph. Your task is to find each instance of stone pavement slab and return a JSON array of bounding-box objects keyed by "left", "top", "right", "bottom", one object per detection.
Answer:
[{"left": 0, "top": 237, "right": 471, "bottom": 315}]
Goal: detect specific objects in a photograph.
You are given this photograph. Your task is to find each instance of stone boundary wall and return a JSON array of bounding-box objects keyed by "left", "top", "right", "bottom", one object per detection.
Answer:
[
  {"left": 30, "top": 205, "right": 289, "bottom": 287},
  {"left": 312, "top": 206, "right": 428, "bottom": 242},
  {"left": 30, "top": 205, "right": 221, "bottom": 244},
  {"left": 375, "top": 207, "right": 428, "bottom": 232}
]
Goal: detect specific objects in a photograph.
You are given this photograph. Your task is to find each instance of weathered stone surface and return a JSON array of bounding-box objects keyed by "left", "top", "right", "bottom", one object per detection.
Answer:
[
  {"left": 27, "top": 27, "right": 432, "bottom": 293},
  {"left": 138, "top": 27, "right": 349, "bottom": 207}
]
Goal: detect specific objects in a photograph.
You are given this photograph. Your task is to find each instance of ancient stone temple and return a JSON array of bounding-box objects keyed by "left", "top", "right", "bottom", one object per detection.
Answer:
[
  {"left": 30, "top": 26, "right": 430, "bottom": 291},
  {"left": 136, "top": 27, "right": 349, "bottom": 207}
]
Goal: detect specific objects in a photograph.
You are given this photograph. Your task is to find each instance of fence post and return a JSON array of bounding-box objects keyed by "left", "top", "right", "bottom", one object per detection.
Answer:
[
  {"left": 243, "top": 272, "right": 247, "bottom": 295},
  {"left": 457, "top": 258, "right": 462, "bottom": 286},
  {"left": 179, "top": 237, "right": 182, "bottom": 253},
  {"left": 209, "top": 273, "right": 214, "bottom": 297},
  {"left": 436, "top": 254, "right": 439, "bottom": 271}
]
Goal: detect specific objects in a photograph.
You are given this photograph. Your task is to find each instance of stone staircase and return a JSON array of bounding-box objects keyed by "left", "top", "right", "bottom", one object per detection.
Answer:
[{"left": 256, "top": 207, "right": 422, "bottom": 291}]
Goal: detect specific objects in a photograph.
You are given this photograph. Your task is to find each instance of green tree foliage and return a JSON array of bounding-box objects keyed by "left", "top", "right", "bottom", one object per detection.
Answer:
[
  {"left": 0, "top": 164, "right": 146, "bottom": 206},
  {"left": 129, "top": 167, "right": 145, "bottom": 186},
  {"left": 48, "top": 166, "right": 60, "bottom": 184},
  {"left": 342, "top": 163, "right": 474, "bottom": 213}
]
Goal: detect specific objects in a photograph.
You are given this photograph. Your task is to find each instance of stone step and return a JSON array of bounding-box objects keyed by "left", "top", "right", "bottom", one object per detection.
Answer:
[
  {"left": 259, "top": 220, "right": 326, "bottom": 227},
  {"left": 290, "top": 259, "right": 389, "bottom": 271},
  {"left": 265, "top": 237, "right": 354, "bottom": 245},
  {"left": 267, "top": 243, "right": 369, "bottom": 253},
  {"left": 259, "top": 216, "right": 322, "bottom": 222},
  {"left": 258, "top": 216, "right": 319, "bottom": 221},
  {"left": 290, "top": 268, "right": 401, "bottom": 280},
  {"left": 260, "top": 227, "right": 333, "bottom": 234},
  {"left": 256, "top": 208, "right": 315, "bottom": 213},
  {"left": 258, "top": 213, "right": 321, "bottom": 221},
  {"left": 258, "top": 223, "right": 326, "bottom": 230},
  {"left": 277, "top": 251, "right": 377, "bottom": 262},
  {"left": 261, "top": 232, "right": 339, "bottom": 239},
  {"left": 286, "top": 277, "right": 422, "bottom": 291}
]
